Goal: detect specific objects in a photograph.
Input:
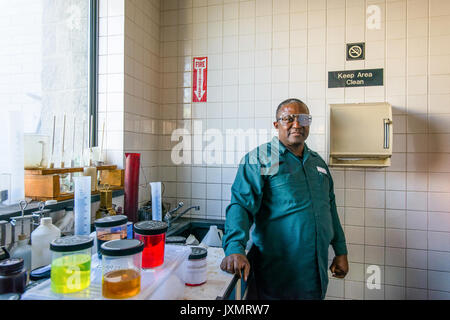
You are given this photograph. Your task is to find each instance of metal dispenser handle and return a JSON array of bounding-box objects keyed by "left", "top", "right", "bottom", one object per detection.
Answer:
[{"left": 383, "top": 118, "right": 392, "bottom": 149}]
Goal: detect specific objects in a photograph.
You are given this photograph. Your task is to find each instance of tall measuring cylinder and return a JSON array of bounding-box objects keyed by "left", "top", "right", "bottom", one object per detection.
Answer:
[{"left": 74, "top": 176, "right": 91, "bottom": 235}]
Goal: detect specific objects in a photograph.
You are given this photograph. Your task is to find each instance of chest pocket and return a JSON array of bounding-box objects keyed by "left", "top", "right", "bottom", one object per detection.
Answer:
[
  {"left": 265, "top": 172, "right": 310, "bottom": 204},
  {"left": 309, "top": 168, "right": 331, "bottom": 206},
  {"left": 318, "top": 172, "right": 330, "bottom": 193}
]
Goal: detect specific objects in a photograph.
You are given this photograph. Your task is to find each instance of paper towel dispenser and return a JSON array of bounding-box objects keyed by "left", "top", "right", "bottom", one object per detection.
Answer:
[{"left": 329, "top": 102, "right": 393, "bottom": 167}]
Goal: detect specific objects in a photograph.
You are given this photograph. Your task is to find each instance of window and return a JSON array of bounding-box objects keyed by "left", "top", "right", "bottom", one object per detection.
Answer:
[{"left": 0, "top": 0, "right": 98, "bottom": 204}]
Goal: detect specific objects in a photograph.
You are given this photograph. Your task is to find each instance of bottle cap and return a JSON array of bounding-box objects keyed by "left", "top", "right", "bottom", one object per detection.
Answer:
[
  {"left": 100, "top": 239, "right": 144, "bottom": 257},
  {"left": 18, "top": 234, "right": 27, "bottom": 241},
  {"left": 94, "top": 215, "right": 128, "bottom": 228},
  {"left": 30, "top": 264, "right": 51, "bottom": 281},
  {"left": 50, "top": 235, "right": 93, "bottom": 252},
  {"left": 0, "top": 258, "right": 24, "bottom": 275},
  {"left": 188, "top": 247, "right": 207, "bottom": 260},
  {"left": 166, "top": 236, "right": 186, "bottom": 244},
  {"left": 133, "top": 220, "right": 168, "bottom": 236},
  {"left": 41, "top": 217, "right": 52, "bottom": 225}
]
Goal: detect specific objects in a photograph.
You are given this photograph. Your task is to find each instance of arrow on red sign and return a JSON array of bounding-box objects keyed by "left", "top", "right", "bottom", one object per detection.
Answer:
[{"left": 193, "top": 57, "right": 207, "bottom": 102}]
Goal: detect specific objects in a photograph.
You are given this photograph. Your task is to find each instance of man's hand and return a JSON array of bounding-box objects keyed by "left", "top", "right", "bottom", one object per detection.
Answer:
[
  {"left": 220, "top": 253, "right": 250, "bottom": 282},
  {"left": 330, "top": 254, "right": 349, "bottom": 278}
]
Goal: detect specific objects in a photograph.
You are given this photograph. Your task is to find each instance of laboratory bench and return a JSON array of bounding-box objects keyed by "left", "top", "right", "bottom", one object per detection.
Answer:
[{"left": 16, "top": 217, "right": 247, "bottom": 300}]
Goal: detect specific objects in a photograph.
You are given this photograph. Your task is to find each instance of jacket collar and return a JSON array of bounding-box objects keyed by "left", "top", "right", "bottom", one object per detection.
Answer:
[{"left": 271, "top": 136, "right": 312, "bottom": 162}]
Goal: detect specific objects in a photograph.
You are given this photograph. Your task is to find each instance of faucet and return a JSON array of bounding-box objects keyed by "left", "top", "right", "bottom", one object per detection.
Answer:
[
  {"left": 163, "top": 201, "right": 184, "bottom": 223},
  {"left": 164, "top": 204, "right": 200, "bottom": 228}
]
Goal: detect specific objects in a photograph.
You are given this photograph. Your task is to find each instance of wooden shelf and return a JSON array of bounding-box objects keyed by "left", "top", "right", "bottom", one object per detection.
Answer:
[
  {"left": 25, "top": 165, "right": 117, "bottom": 175},
  {"left": 27, "top": 186, "right": 124, "bottom": 202},
  {"left": 24, "top": 165, "right": 123, "bottom": 202}
]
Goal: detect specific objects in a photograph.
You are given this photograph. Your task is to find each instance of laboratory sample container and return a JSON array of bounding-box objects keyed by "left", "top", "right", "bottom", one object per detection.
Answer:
[
  {"left": 94, "top": 215, "right": 128, "bottom": 258},
  {"left": 0, "top": 258, "right": 27, "bottom": 294},
  {"left": 50, "top": 235, "right": 94, "bottom": 294},
  {"left": 184, "top": 247, "right": 208, "bottom": 286},
  {"left": 133, "top": 220, "right": 168, "bottom": 268},
  {"left": 101, "top": 239, "right": 144, "bottom": 299}
]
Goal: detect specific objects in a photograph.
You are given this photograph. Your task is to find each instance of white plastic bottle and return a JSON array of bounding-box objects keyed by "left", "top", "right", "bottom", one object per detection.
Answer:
[
  {"left": 201, "top": 225, "right": 223, "bottom": 247},
  {"left": 31, "top": 217, "right": 61, "bottom": 269},
  {"left": 10, "top": 234, "right": 32, "bottom": 273}
]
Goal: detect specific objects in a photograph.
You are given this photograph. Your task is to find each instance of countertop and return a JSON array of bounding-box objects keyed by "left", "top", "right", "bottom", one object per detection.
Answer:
[
  {"left": 180, "top": 246, "right": 235, "bottom": 300},
  {"left": 21, "top": 244, "right": 236, "bottom": 300}
]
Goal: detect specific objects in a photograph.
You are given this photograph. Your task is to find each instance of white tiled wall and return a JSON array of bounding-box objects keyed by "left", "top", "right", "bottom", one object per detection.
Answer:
[
  {"left": 99, "top": 0, "right": 161, "bottom": 206},
  {"left": 156, "top": 0, "right": 450, "bottom": 300},
  {"left": 100, "top": 0, "right": 450, "bottom": 300}
]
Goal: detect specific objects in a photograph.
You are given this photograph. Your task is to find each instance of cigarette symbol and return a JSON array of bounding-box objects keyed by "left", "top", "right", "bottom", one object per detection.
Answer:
[{"left": 349, "top": 45, "right": 362, "bottom": 58}]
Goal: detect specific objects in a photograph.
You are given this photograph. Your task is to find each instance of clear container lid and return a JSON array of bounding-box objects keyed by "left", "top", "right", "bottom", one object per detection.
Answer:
[
  {"left": 50, "top": 235, "right": 94, "bottom": 252},
  {"left": 100, "top": 239, "right": 144, "bottom": 257},
  {"left": 94, "top": 215, "right": 128, "bottom": 228},
  {"left": 133, "top": 220, "right": 168, "bottom": 236}
]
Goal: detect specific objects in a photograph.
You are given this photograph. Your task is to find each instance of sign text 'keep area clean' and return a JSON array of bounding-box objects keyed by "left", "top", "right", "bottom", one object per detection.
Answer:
[{"left": 328, "top": 68, "right": 384, "bottom": 88}]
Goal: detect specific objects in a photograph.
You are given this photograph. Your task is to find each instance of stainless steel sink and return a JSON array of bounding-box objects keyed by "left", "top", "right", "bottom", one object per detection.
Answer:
[{"left": 166, "top": 218, "right": 225, "bottom": 243}]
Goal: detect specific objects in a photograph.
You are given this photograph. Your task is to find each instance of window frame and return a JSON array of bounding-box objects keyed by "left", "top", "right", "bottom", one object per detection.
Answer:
[{"left": 88, "top": 0, "right": 99, "bottom": 148}]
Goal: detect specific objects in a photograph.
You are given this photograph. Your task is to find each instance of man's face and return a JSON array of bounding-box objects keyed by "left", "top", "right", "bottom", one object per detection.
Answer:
[{"left": 273, "top": 102, "right": 310, "bottom": 147}]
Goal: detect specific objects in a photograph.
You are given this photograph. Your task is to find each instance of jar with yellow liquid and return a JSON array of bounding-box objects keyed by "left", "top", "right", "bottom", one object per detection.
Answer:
[
  {"left": 100, "top": 239, "right": 143, "bottom": 299},
  {"left": 50, "top": 235, "right": 93, "bottom": 294}
]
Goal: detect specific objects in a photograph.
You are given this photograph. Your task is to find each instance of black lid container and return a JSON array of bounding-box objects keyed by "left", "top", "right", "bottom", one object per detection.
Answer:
[
  {"left": 133, "top": 220, "right": 168, "bottom": 236},
  {"left": 0, "top": 258, "right": 27, "bottom": 294},
  {"left": 95, "top": 215, "right": 128, "bottom": 228},
  {"left": 100, "top": 239, "right": 144, "bottom": 257},
  {"left": 50, "top": 235, "right": 94, "bottom": 252}
]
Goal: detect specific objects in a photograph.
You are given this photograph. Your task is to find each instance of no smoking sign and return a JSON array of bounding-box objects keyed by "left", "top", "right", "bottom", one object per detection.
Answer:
[{"left": 346, "top": 42, "right": 365, "bottom": 61}]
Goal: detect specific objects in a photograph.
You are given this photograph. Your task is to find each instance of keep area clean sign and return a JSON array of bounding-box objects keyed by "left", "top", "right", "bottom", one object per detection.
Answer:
[{"left": 328, "top": 68, "right": 384, "bottom": 88}]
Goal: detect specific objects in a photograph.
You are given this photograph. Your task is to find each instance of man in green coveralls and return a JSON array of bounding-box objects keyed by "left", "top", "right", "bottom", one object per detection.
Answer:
[{"left": 220, "top": 98, "right": 349, "bottom": 300}]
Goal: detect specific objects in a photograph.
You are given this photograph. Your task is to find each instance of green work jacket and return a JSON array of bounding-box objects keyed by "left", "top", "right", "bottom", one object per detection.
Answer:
[{"left": 222, "top": 137, "right": 347, "bottom": 300}]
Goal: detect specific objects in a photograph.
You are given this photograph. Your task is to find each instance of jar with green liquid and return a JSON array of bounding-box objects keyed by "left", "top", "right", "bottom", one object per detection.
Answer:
[{"left": 50, "top": 235, "right": 94, "bottom": 294}]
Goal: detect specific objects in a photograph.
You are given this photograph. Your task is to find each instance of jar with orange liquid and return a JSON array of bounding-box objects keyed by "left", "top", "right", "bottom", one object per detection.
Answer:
[
  {"left": 100, "top": 239, "right": 144, "bottom": 299},
  {"left": 95, "top": 215, "right": 128, "bottom": 259}
]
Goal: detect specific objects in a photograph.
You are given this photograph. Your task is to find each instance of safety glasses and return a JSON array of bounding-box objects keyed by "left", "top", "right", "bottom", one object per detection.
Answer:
[{"left": 277, "top": 113, "right": 312, "bottom": 126}]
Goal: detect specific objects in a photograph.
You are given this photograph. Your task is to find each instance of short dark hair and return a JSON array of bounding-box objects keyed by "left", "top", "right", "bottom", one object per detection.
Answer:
[{"left": 275, "top": 98, "right": 309, "bottom": 120}]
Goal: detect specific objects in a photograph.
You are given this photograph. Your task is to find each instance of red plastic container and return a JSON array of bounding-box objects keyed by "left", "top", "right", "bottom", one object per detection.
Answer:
[
  {"left": 124, "top": 153, "right": 140, "bottom": 223},
  {"left": 133, "top": 221, "right": 168, "bottom": 268}
]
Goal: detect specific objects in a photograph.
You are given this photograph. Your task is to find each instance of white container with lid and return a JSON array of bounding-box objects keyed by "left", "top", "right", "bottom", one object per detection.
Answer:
[
  {"left": 183, "top": 246, "right": 207, "bottom": 286},
  {"left": 31, "top": 217, "right": 61, "bottom": 269}
]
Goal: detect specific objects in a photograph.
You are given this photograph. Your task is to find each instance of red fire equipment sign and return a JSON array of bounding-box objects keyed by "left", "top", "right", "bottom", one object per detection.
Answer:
[{"left": 192, "top": 57, "right": 207, "bottom": 102}]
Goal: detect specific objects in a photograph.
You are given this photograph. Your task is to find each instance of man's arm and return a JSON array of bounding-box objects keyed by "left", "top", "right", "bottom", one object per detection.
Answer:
[
  {"left": 221, "top": 153, "right": 265, "bottom": 279},
  {"left": 327, "top": 168, "right": 347, "bottom": 256},
  {"left": 327, "top": 167, "right": 349, "bottom": 278}
]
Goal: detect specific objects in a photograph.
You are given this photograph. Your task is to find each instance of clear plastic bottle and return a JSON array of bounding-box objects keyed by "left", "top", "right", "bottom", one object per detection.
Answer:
[
  {"left": 31, "top": 217, "right": 61, "bottom": 269},
  {"left": 10, "top": 234, "right": 31, "bottom": 278}
]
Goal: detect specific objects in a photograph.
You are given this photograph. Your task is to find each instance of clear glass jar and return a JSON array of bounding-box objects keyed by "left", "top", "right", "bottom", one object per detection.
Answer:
[
  {"left": 94, "top": 215, "right": 128, "bottom": 258},
  {"left": 184, "top": 247, "right": 207, "bottom": 286},
  {"left": 101, "top": 239, "right": 144, "bottom": 299},
  {"left": 50, "top": 235, "right": 94, "bottom": 294},
  {"left": 133, "top": 220, "right": 168, "bottom": 269}
]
